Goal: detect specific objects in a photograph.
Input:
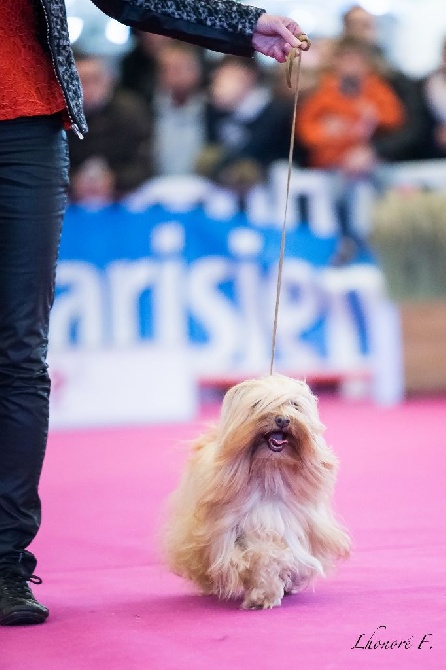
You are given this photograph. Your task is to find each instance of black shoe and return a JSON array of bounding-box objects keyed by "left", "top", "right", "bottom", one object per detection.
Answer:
[{"left": 0, "top": 569, "right": 49, "bottom": 626}]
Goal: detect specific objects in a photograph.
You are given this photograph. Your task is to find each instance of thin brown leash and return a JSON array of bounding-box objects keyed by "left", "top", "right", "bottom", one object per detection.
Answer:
[{"left": 269, "top": 34, "right": 311, "bottom": 375}]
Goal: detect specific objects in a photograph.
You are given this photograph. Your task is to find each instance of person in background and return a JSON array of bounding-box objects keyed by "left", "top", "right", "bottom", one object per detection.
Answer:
[
  {"left": 341, "top": 4, "right": 377, "bottom": 45},
  {"left": 0, "top": 0, "right": 308, "bottom": 627},
  {"left": 296, "top": 36, "right": 405, "bottom": 265},
  {"left": 152, "top": 41, "right": 207, "bottom": 176},
  {"left": 421, "top": 36, "right": 446, "bottom": 159},
  {"left": 196, "top": 55, "right": 293, "bottom": 200},
  {"left": 341, "top": 4, "right": 428, "bottom": 162},
  {"left": 68, "top": 53, "right": 152, "bottom": 205}
]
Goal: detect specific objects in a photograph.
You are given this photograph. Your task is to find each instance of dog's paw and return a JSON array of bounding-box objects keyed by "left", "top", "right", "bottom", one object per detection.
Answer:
[
  {"left": 241, "top": 589, "right": 283, "bottom": 610},
  {"left": 283, "top": 579, "right": 301, "bottom": 596},
  {"left": 281, "top": 568, "right": 306, "bottom": 595}
]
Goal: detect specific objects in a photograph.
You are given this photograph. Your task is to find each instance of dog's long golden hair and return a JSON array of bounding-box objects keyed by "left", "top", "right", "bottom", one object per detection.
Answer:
[{"left": 164, "top": 374, "right": 351, "bottom": 609}]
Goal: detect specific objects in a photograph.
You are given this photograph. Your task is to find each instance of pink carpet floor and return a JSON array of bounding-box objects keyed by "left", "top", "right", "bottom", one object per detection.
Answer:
[{"left": 1, "top": 397, "right": 445, "bottom": 670}]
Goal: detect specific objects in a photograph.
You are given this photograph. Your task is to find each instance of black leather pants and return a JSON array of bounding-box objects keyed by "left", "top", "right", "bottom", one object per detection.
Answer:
[{"left": 0, "top": 115, "right": 69, "bottom": 578}]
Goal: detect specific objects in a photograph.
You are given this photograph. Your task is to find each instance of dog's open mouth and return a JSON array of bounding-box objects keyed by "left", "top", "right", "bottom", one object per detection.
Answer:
[{"left": 266, "top": 431, "right": 288, "bottom": 452}]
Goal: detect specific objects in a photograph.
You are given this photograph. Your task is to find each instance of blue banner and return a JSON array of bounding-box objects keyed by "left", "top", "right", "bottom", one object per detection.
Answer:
[{"left": 53, "top": 203, "right": 374, "bottom": 375}]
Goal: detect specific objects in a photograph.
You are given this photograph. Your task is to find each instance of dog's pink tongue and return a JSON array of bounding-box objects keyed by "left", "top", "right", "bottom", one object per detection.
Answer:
[{"left": 268, "top": 432, "right": 288, "bottom": 451}]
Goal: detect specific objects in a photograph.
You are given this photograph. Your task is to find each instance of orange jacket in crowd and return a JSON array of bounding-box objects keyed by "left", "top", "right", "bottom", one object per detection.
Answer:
[{"left": 296, "top": 72, "right": 406, "bottom": 169}]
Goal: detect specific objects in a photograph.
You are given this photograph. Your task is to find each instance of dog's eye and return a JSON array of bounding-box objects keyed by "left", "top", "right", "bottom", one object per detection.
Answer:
[{"left": 291, "top": 401, "right": 300, "bottom": 410}]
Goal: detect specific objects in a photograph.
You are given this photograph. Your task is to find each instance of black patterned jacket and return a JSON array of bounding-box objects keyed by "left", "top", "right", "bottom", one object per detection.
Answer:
[{"left": 37, "top": 0, "right": 265, "bottom": 137}]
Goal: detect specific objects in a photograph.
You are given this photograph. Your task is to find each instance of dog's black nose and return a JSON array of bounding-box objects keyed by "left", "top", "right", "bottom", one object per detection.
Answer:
[{"left": 275, "top": 416, "right": 290, "bottom": 429}]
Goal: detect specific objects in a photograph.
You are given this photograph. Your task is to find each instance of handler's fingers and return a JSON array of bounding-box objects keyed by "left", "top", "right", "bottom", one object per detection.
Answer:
[
  {"left": 274, "top": 20, "right": 303, "bottom": 48},
  {"left": 272, "top": 44, "right": 287, "bottom": 63}
]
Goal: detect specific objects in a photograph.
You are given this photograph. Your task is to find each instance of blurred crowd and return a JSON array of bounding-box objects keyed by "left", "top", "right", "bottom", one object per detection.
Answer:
[{"left": 68, "top": 4, "right": 446, "bottom": 264}]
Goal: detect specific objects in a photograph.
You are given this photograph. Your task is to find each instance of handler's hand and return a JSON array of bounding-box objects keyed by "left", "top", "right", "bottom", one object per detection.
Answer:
[{"left": 252, "top": 14, "right": 308, "bottom": 63}]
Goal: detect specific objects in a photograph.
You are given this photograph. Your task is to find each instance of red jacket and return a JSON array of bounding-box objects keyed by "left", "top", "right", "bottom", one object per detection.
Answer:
[{"left": 0, "top": 0, "right": 66, "bottom": 122}]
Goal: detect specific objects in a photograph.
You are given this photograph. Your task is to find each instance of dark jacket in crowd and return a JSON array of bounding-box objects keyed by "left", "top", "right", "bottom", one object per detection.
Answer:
[
  {"left": 372, "top": 70, "right": 430, "bottom": 162},
  {"left": 205, "top": 95, "right": 293, "bottom": 168},
  {"left": 68, "top": 90, "right": 153, "bottom": 198}
]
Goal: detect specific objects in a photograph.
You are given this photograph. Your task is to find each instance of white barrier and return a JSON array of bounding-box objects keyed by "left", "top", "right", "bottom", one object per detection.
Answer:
[
  {"left": 377, "top": 159, "right": 446, "bottom": 190},
  {"left": 269, "top": 162, "right": 338, "bottom": 236},
  {"left": 48, "top": 344, "right": 197, "bottom": 429}
]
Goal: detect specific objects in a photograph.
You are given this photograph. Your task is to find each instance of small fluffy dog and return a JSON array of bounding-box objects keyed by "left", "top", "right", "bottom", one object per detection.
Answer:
[{"left": 164, "top": 374, "right": 351, "bottom": 609}]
